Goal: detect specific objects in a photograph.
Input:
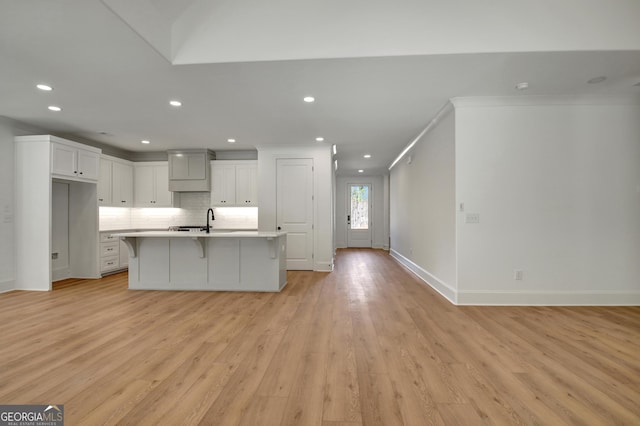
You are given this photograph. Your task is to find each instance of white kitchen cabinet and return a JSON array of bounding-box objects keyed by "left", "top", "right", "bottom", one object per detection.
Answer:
[
  {"left": 235, "top": 163, "right": 258, "bottom": 206},
  {"left": 211, "top": 163, "right": 236, "bottom": 205},
  {"left": 134, "top": 162, "right": 178, "bottom": 207},
  {"left": 51, "top": 140, "right": 100, "bottom": 181},
  {"left": 97, "top": 158, "right": 112, "bottom": 205},
  {"left": 98, "top": 156, "right": 134, "bottom": 207},
  {"left": 210, "top": 160, "right": 258, "bottom": 206},
  {"left": 112, "top": 161, "right": 133, "bottom": 206},
  {"left": 100, "top": 232, "right": 128, "bottom": 274}
]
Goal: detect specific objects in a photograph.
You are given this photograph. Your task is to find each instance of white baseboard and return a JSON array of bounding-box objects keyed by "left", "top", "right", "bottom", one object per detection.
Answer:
[
  {"left": 14, "top": 287, "right": 50, "bottom": 291},
  {"left": 337, "top": 245, "right": 388, "bottom": 250},
  {"left": 457, "top": 290, "right": 640, "bottom": 306},
  {"left": 389, "top": 250, "right": 640, "bottom": 306},
  {"left": 0, "top": 279, "right": 16, "bottom": 293},
  {"left": 389, "top": 249, "right": 457, "bottom": 304}
]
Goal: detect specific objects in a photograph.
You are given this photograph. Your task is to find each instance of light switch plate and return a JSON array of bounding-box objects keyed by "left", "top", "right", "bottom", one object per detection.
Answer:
[{"left": 465, "top": 213, "right": 480, "bottom": 224}]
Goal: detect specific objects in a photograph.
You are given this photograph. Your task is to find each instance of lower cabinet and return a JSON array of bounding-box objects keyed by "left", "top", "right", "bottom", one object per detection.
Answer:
[{"left": 100, "top": 232, "right": 129, "bottom": 274}]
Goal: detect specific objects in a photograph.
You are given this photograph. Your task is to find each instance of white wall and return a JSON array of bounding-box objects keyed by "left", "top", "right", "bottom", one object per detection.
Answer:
[
  {"left": 336, "top": 175, "right": 388, "bottom": 249},
  {"left": 390, "top": 108, "right": 457, "bottom": 300},
  {"left": 0, "top": 117, "right": 44, "bottom": 292},
  {"left": 257, "top": 145, "right": 334, "bottom": 271},
  {"left": 454, "top": 99, "right": 640, "bottom": 304}
]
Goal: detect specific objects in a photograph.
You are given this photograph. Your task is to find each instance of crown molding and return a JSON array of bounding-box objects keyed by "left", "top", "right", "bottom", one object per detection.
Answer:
[
  {"left": 388, "top": 101, "right": 454, "bottom": 171},
  {"left": 450, "top": 94, "right": 640, "bottom": 108}
]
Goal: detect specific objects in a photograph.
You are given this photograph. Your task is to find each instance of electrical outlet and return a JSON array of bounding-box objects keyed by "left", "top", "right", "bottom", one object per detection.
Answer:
[
  {"left": 514, "top": 269, "right": 523, "bottom": 280},
  {"left": 465, "top": 213, "right": 480, "bottom": 224}
]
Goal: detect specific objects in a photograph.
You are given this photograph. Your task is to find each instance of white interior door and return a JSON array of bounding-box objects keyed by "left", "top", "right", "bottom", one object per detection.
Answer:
[
  {"left": 277, "top": 158, "right": 314, "bottom": 270},
  {"left": 347, "top": 183, "right": 372, "bottom": 248}
]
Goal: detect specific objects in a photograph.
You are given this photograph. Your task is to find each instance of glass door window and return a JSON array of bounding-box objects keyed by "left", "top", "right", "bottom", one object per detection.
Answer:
[{"left": 350, "top": 185, "right": 369, "bottom": 230}]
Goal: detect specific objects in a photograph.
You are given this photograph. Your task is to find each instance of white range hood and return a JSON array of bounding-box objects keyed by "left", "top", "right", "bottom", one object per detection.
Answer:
[{"left": 167, "top": 149, "right": 215, "bottom": 192}]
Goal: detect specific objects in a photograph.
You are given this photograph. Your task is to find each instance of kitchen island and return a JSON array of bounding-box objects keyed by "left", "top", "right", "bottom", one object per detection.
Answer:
[{"left": 113, "top": 230, "right": 287, "bottom": 291}]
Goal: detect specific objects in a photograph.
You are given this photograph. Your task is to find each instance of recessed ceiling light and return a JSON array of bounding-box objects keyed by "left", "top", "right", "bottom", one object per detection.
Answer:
[
  {"left": 587, "top": 76, "right": 607, "bottom": 84},
  {"left": 332, "top": 144, "right": 337, "bottom": 155},
  {"left": 227, "top": 138, "right": 236, "bottom": 143},
  {"left": 364, "top": 154, "right": 371, "bottom": 158},
  {"left": 169, "top": 100, "right": 182, "bottom": 107},
  {"left": 315, "top": 137, "right": 324, "bottom": 142},
  {"left": 515, "top": 82, "right": 529, "bottom": 90},
  {"left": 303, "top": 96, "right": 315, "bottom": 103},
  {"left": 358, "top": 169, "right": 364, "bottom": 173},
  {"left": 37, "top": 84, "right": 53, "bottom": 91},
  {"left": 141, "top": 140, "right": 150, "bottom": 144},
  {"left": 47, "top": 105, "right": 62, "bottom": 111}
]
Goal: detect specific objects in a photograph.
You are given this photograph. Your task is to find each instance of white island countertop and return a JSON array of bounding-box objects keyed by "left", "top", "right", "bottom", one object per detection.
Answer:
[{"left": 112, "top": 230, "right": 286, "bottom": 238}]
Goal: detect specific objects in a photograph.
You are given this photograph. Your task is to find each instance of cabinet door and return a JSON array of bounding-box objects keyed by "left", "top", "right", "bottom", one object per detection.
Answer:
[
  {"left": 211, "top": 163, "right": 236, "bottom": 205},
  {"left": 112, "top": 162, "right": 133, "bottom": 206},
  {"left": 51, "top": 143, "right": 77, "bottom": 177},
  {"left": 77, "top": 149, "right": 100, "bottom": 180},
  {"left": 153, "top": 164, "right": 174, "bottom": 207},
  {"left": 235, "top": 164, "right": 258, "bottom": 206},
  {"left": 134, "top": 165, "right": 155, "bottom": 207},
  {"left": 97, "top": 159, "right": 112, "bottom": 205}
]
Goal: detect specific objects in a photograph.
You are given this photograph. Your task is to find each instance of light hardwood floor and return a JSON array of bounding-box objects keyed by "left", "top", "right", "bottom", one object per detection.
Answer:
[{"left": 1, "top": 249, "right": 639, "bottom": 425}]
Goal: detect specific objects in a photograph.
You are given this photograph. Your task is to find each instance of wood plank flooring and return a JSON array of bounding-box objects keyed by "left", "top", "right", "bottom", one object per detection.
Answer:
[{"left": 1, "top": 248, "right": 639, "bottom": 425}]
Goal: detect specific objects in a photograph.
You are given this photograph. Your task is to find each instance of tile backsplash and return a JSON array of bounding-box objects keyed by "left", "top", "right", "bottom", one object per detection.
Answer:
[{"left": 99, "top": 192, "right": 258, "bottom": 231}]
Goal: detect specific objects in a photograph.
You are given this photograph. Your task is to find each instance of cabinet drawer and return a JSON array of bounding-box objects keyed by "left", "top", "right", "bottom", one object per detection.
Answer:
[
  {"left": 100, "top": 241, "right": 119, "bottom": 257},
  {"left": 101, "top": 255, "right": 119, "bottom": 271},
  {"left": 100, "top": 232, "right": 118, "bottom": 243}
]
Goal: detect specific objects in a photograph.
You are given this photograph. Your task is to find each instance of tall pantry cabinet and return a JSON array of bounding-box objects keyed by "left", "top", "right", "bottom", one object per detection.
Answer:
[{"left": 14, "top": 135, "right": 101, "bottom": 291}]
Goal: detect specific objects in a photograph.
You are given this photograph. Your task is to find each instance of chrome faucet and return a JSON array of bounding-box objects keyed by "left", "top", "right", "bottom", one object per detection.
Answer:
[{"left": 206, "top": 208, "right": 215, "bottom": 233}]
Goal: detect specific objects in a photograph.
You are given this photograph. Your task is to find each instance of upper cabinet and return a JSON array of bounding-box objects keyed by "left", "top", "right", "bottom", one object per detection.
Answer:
[
  {"left": 97, "top": 155, "right": 133, "bottom": 207},
  {"left": 235, "top": 163, "right": 258, "bottom": 206},
  {"left": 211, "top": 163, "right": 236, "bottom": 205},
  {"left": 134, "top": 162, "right": 178, "bottom": 207},
  {"left": 112, "top": 161, "right": 133, "bottom": 206},
  {"left": 211, "top": 160, "right": 258, "bottom": 206},
  {"left": 51, "top": 140, "right": 100, "bottom": 181},
  {"left": 97, "top": 158, "right": 112, "bottom": 205}
]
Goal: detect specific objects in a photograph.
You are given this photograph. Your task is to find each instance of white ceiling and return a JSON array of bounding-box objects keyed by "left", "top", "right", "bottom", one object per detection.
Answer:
[{"left": 1, "top": 0, "right": 639, "bottom": 175}]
